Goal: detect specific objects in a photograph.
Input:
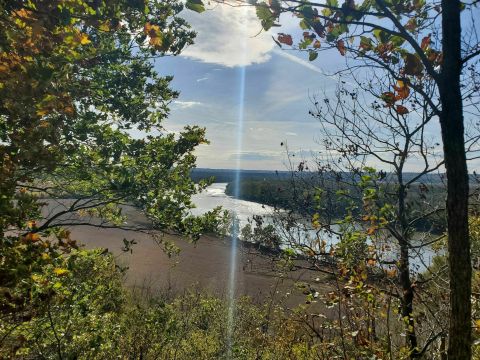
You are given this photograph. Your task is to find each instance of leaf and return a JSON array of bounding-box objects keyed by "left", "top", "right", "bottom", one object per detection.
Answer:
[
  {"left": 394, "top": 80, "right": 410, "bottom": 100},
  {"left": 309, "top": 50, "right": 318, "bottom": 61},
  {"left": 25, "top": 232, "right": 40, "bottom": 242},
  {"left": 313, "top": 40, "right": 321, "bottom": 49},
  {"left": 359, "top": 36, "right": 372, "bottom": 51},
  {"left": 380, "top": 91, "right": 396, "bottom": 106},
  {"left": 257, "top": 5, "right": 275, "bottom": 31},
  {"left": 185, "top": 0, "right": 205, "bottom": 13},
  {"left": 53, "top": 268, "right": 69, "bottom": 276},
  {"left": 421, "top": 34, "right": 431, "bottom": 50},
  {"left": 79, "top": 33, "right": 91, "bottom": 45},
  {"left": 403, "top": 53, "right": 424, "bottom": 76},
  {"left": 278, "top": 33, "right": 293, "bottom": 46},
  {"left": 269, "top": 0, "right": 281, "bottom": 15},
  {"left": 299, "top": 19, "right": 310, "bottom": 30},
  {"left": 337, "top": 39, "right": 346, "bottom": 56},
  {"left": 395, "top": 105, "right": 409, "bottom": 115}
]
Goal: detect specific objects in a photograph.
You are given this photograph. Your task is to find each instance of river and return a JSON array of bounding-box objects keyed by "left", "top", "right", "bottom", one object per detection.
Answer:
[{"left": 191, "top": 183, "right": 437, "bottom": 271}]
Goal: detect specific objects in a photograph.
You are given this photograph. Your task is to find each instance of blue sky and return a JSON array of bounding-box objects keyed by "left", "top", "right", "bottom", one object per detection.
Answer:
[
  {"left": 153, "top": 4, "right": 342, "bottom": 170},
  {"left": 152, "top": 4, "right": 479, "bottom": 172}
]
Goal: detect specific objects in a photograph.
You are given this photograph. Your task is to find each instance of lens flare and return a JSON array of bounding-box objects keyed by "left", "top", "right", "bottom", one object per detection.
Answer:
[{"left": 226, "top": 9, "right": 248, "bottom": 358}]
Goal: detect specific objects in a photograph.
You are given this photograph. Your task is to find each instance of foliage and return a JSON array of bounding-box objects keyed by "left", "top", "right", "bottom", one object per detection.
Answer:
[
  {"left": 0, "top": 248, "right": 321, "bottom": 359},
  {"left": 0, "top": 0, "right": 223, "bottom": 346}
]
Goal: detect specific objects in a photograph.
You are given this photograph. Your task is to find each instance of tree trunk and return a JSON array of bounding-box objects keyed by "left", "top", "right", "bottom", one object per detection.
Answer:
[
  {"left": 397, "top": 183, "right": 419, "bottom": 358},
  {"left": 440, "top": 1, "right": 472, "bottom": 359}
]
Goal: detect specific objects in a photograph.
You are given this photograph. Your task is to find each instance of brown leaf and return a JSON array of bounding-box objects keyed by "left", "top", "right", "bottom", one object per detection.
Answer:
[
  {"left": 404, "top": 53, "right": 424, "bottom": 76},
  {"left": 337, "top": 39, "right": 346, "bottom": 56},
  {"left": 313, "top": 40, "right": 321, "bottom": 49},
  {"left": 278, "top": 33, "right": 293, "bottom": 46},
  {"left": 380, "top": 91, "right": 396, "bottom": 106},
  {"left": 395, "top": 105, "right": 409, "bottom": 115}
]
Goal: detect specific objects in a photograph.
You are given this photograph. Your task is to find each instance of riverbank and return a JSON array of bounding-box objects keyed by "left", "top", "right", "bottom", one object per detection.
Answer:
[{"left": 67, "top": 205, "right": 332, "bottom": 306}]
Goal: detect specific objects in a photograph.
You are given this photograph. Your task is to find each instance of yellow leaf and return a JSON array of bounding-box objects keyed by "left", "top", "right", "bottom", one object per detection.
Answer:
[
  {"left": 36, "top": 108, "right": 49, "bottom": 116},
  {"left": 79, "top": 33, "right": 91, "bottom": 45},
  {"left": 53, "top": 268, "right": 69, "bottom": 276},
  {"left": 99, "top": 21, "right": 110, "bottom": 32}
]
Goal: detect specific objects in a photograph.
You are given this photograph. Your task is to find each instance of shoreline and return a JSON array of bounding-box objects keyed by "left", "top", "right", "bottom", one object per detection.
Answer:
[{"left": 64, "top": 205, "right": 332, "bottom": 307}]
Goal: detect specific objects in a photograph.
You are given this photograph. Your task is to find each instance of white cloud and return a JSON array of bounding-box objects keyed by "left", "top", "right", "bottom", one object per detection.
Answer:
[
  {"left": 285, "top": 132, "right": 298, "bottom": 136},
  {"left": 196, "top": 77, "right": 208, "bottom": 82},
  {"left": 172, "top": 100, "right": 203, "bottom": 109},
  {"left": 182, "top": 4, "right": 274, "bottom": 67}
]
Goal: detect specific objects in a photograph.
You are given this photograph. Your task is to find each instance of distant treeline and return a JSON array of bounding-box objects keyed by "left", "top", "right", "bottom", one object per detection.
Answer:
[
  {"left": 191, "top": 168, "right": 480, "bottom": 184},
  {"left": 190, "top": 168, "right": 292, "bottom": 183},
  {"left": 225, "top": 178, "right": 451, "bottom": 234}
]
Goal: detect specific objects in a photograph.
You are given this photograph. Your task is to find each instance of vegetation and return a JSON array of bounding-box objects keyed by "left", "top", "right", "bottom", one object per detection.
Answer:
[
  {"left": 193, "top": 0, "right": 480, "bottom": 357},
  {"left": 2, "top": 0, "right": 480, "bottom": 358},
  {"left": 0, "top": 0, "right": 222, "bottom": 355}
]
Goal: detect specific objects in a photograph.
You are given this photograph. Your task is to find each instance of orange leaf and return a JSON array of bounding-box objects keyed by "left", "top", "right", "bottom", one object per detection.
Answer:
[
  {"left": 393, "top": 80, "right": 410, "bottom": 100},
  {"left": 25, "top": 232, "right": 40, "bottom": 242},
  {"left": 421, "top": 34, "right": 431, "bottom": 50},
  {"left": 337, "top": 39, "right": 346, "bottom": 56},
  {"left": 386, "top": 268, "right": 397, "bottom": 278}
]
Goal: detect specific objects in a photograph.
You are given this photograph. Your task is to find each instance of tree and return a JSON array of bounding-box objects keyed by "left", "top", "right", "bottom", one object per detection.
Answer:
[
  {"left": 0, "top": 0, "right": 221, "bottom": 333},
  {"left": 265, "top": 74, "right": 450, "bottom": 356},
  {"left": 189, "top": 0, "right": 479, "bottom": 357}
]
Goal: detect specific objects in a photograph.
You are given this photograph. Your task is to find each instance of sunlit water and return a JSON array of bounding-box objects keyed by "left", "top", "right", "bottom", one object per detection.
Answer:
[
  {"left": 191, "top": 183, "right": 437, "bottom": 272},
  {"left": 191, "top": 183, "right": 274, "bottom": 229}
]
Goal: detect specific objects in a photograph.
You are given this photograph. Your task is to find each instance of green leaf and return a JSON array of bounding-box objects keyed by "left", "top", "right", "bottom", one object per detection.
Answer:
[
  {"left": 299, "top": 19, "right": 310, "bottom": 30},
  {"left": 256, "top": 5, "right": 275, "bottom": 31},
  {"left": 299, "top": 5, "right": 315, "bottom": 19},
  {"left": 185, "top": 0, "right": 205, "bottom": 13},
  {"left": 390, "top": 35, "right": 406, "bottom": 47},
  {"left": 373, "top": 29, "right": 390, "bottom": 43},
  {"left": 308, "top": 50, "right": 318, "bottom": 61}
]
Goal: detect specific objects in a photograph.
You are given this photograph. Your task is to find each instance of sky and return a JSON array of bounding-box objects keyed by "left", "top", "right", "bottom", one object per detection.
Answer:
[
  {"left": 152, "top": 3, "right": 478, "bottom": 172},
  {"left": 154, "top": 4, "right": 344, "bottom": 170}
]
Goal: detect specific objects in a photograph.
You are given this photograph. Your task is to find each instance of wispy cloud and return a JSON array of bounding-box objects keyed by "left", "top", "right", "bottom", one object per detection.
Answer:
[
  {"left": 196, "top": 77, "right": 208, "bottom": 82},
  {"left": 172, "top": 100, "right": 203, "bottom": 109},
  {"left": 274, "top": 49, "right": 327, "bottom": 75}
]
